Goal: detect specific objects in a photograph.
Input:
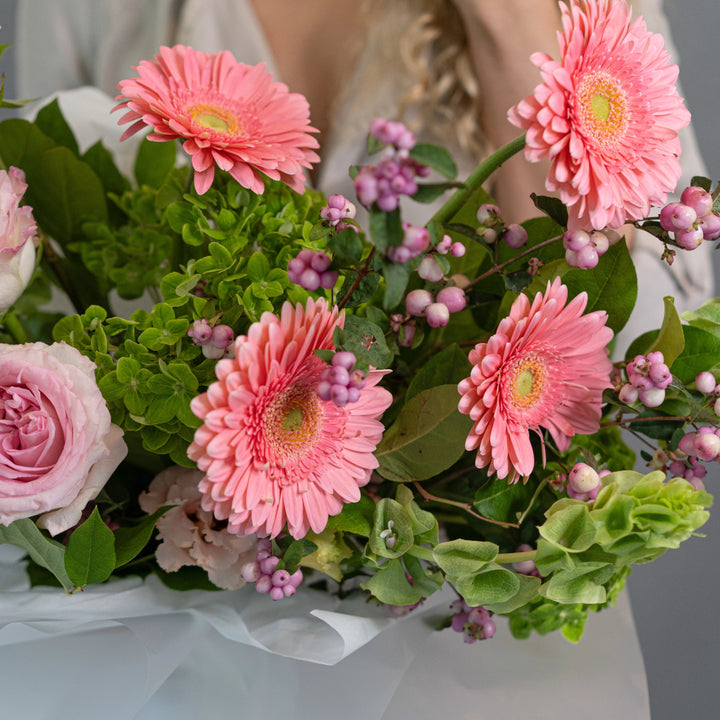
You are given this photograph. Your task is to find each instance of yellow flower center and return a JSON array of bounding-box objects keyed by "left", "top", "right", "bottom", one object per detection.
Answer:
[
  {"left": 577, "top": 71, "right": 628, "bottom": 148},
  {"left": 264, "top": 383, "right": 321, "bottom": 458},
  {"left": 189, "top": 103, "right": 240, "bottom": 135},
  {"left": 509, "top": 355, "right": 547, "bottom": 411}
]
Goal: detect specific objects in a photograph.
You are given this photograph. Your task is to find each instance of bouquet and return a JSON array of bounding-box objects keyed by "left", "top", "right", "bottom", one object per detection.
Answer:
[{"left": 0, "top": 0, "right": 716, "bottom": 652}]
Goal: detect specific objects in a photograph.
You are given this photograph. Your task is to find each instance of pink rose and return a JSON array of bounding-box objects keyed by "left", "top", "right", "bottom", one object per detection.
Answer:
[
  {"left": 140, "top": 467, "right": 257, "bottom": 590},
  {"left": 0, "top": 167, "right": 38, "bottom": 314},
  {"left": 0, "top": 342, "right": 127, "bottom": 535}
]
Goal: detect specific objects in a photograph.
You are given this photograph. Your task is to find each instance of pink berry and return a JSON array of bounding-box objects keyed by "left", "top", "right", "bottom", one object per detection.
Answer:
[
  {"left": 699, "top": 212, "right": 720, "bottom": 240},
  {"left": 311, "top": 251, "right": 331, "bottom": 272},
  {"left": 589, "top": 230, "right": 609, "bottom": 255},
  {"left": 569, "top": 462, "right": 600, "bottom": 494},
  {"left": 675, "top": 226, "right": 704, "bottom": 250},
  {"left": 331, "top": 384, "right": 349, "bottom": 406},
  {"left": 436, "top": 286, "right": 466, "bottom": 313},
  {"left": 406, "top": 288, "right": 434, "bottom": 316},
  {"left": 418, "top": 255, "right": 445, "bottom": 282},
  {"left": 648, "top": 363, "right": 671, "bottom": 389},
  {"left": 272, "top": 569, "right": 291, "bottom": 587},
  {"left": 476, "top": 203, "right": 500, "bottom": 226},
  {"left": 256, "top": 576, "right": 272, "bottom": 594},
  {"left": 504, "top": 224, "right": 528, "bottom": 249},
  {"left": 564, "top": 229, "right": 590, "bottom": 252},
  {"left": 638, "top": 387, "right": 665, "bottom": 408},
  {"left": 425, "top": 302, "right": 450, "bottom": 328},
  {"left": 316, "top": 380, "right": 332, "bottom": 401},
  {"left": 668, "top": 460, "right": 686, "bottom": 477},
  {"left": 660, "top": 202, "right": 697, "bottom": 232},
  {"left": 299, "top": 267, "right": 321, "bottom": 291},
  {"left": 681, "top": 186, "right": 714, "bottom": 217},
  {"left": 450, "top": 242, "right": 466, "bottom": 258},
  {"left": 327, "top": 366, "right": 350, "bottom": 386},
  {"left": 678, "top": 432, "right": 697, "bottom": 456},
  {"left": 695, "top": 432, "right": 720, "bottom": 461},
  {"left": 618, "top": 383, "right": 638, "bottom": 404},
  {"left": 269, "top": 586, "right": 285, "bottom": 601},
  {"left": 695, "top": 371, "right": 716, "bottom": 394},
  {"left": 332, "top": 351, "right": 356, "bottom": 371},
  {"left": 347, "top": 387, "right": 360, "bottom": 403}
]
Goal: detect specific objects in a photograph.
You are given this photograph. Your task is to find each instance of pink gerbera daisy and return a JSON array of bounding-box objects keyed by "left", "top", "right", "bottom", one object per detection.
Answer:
[
  {"left": 457, "top": 278, "right": 613, "bottom": 483},
  {"left": 115, "top": 45, "right": 319, "bottom": 195},
  {"left": 508, "top": 0, "right": 690, "bottom": 231},
  {"left": 187, "top": 298, "right": 392, "bottom": 539}
]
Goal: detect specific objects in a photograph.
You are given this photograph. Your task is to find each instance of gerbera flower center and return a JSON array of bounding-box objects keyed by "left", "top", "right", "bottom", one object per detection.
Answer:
[
  {"left": 576, "top": 71, "right": 629, "bottom": 148},
  {"left": 188, "top": 103, "right": 241, "bottom": 135},
  {"left": 264, "top": 382, "right": 321, "bottom": 459},
  {"left": 509, "top": 355, "right": 548, "bottom": 411}
]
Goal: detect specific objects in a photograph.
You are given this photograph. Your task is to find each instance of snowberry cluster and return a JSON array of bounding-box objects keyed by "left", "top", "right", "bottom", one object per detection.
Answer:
[
  {"left": 390, "top": 313, "right": 416, "bottom": 348},
  {"left": 695, "top": 369, "right": 720, "bottom": 416},
  {"left": 405, "top": 285, "right": 467, "bottom": 328},
  {"left": 240, "top": 538, "right": 303, "bottom": 601},
  {"left": 563, "top": 228, "right": 620, "bottom": 269},
  {"left": 187, "top": 319, "right": 234, "bottom": 359},
  {"left": 354, "top": 119, "right": 430, "bottom": 212},
  {"left": 320, "top": 193, "right": 357, "bottom": 232},
  {"left": 450, "top": 599, "right": 496, "bottom": 643},
  {"left": 287, "top": 249, "right": 339, "bottom": 291},
  {"left": 387, "top": 223, "right": 430, "bottom": 264},
  {"left": 671, "top": 426, "right": 720, "bottom": 490},
  {"left": 660, "top": 186, "right": 720, "bottom": 250},
  {"left": 475, "top": 203, "right": 528, "bottom": 249},
  {"left": 619, "top": 351, "right": 672, "bottom": 408},
  {"left": 317, "top": 351, "right": 365, "bottom": 407}
]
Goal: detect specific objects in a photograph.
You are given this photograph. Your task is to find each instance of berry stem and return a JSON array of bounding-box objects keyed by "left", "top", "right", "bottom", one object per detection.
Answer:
[
  {"left": 430, "top": 134, "right": 526, "bottom": 227},
  {"left": 413, "top": 481, "right": 519, "bottom": 528},
  {"left": 338, "top": 247, "right": 376, "bottom": 309},
  {"left": 495, "top": 550, "right": 537, "bottom": 565}
]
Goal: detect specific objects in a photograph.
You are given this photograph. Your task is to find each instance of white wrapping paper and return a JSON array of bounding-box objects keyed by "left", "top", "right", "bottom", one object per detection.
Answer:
[{"left": 0, "top": 546, "right": 650, "bottom": 719}]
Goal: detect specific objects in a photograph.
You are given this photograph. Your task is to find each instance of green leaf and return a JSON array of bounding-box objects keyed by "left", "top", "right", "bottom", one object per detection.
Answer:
[
  {"left": 34, "top": 98, "right": 80, "bottom": 155},
  {"left": 0, "top": 519, "right": 74, "bottom": 592},
  {"left": 376, "top": 384, "right": 473, "bottom": 482},
  {"left": 382, "top": 261, "right": 410, "bottom": 311},
  {"left": 473, "top": 476, "right": 533, "bottom": 523},
  {"left": 64, "top": 507, "right": 117, "bottom": 586},
  {"left": 483, "top": 573, "right": 542, "bottom": 614},
  {"left": 540, "top": 563, "right": 614, "bottom": 604},
  {"left": 539, "top": 501, "right": 597, "bottom": 552},
  {"left": 134, "top": 137, "right": 177, "bottom": 188},
  {"left": 645, "top": 297, "right": 685, "bottom": 366},
  {"left": 361, "top": 558, "right": 423, "bottom": 606},
  {"left": 338, "top": 315, "right": 393, "bottom": 368},
  {"left": 669, "top": 325, "right": 720, "bottom": 383},
  {"left": 327, "top": 227, "right": 364, "bottom": 262},
  {"left": 562, "top": 239, "right": 637, "bottom": 333},
  {"left": 411, "top": 183, "right": 455, "bottom": 203},
  {"left": 531, "top": 193, "right": 568, "bottom": 227},
  {"left": 406, "top": 343, "right": 470, "bottom": 400},
  {"left": 369, "top": 498, "right": 414, "bottom": 559},
  {"left": 409, "top": 143, "right": 457, "bottom": 179},
  {"left": 113, "top": 505, "right": 173, "bottom": 567},
  {"left": 433, "top": 538, "right": 498, "bottom": 577},
  {"left": 324, "top": 495, "right": 375, "bottom": 536},
  {"left": 454, "top": 564, "right": 521, "bottom": 606},
  {"left": 369, "top": 207, "right": 402, "bottom": 252}
]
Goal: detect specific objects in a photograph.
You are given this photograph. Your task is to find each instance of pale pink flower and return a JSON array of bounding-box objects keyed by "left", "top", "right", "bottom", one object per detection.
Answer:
[
  {"left": 0, "top": 342, "right": 127, "bottom": 534},
  {"left": 115, "top": 45, "right": 319, "bottom": 195},
  {"left": 458, "top": 279, "right": 613, "bottom": 483},
  {"left": 508, "top": 0, "right": 690, "bottom": 231},
  {"left": 139, "top": 466, "right": 257, "bottom": 590},
  {"left": 188, "top": 298, "right": 392, "bottom": 539},
  {"left": 0, "top": 167, "right": 38, "bottom": 313}
]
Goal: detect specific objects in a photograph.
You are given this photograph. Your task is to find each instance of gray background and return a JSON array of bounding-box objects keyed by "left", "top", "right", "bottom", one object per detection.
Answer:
[{"left": 1, "top": 1, "right": 718, "bottom": 717}]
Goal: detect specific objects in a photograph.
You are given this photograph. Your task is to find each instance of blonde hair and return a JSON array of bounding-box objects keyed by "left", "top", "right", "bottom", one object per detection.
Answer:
[{"left": 332, "top": 1, "right": 487, "bottom": 160}]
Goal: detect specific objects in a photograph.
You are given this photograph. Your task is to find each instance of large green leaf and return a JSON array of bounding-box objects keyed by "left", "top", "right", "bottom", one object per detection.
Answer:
[
  {"left": 376, "top": 384, "right": 473, "bottom": 481},
  {"left": 113, "top": 505, "right": 173, "bottom": 568},
  {"left": 64, "top": 507, "right": 117, "bottom": 586},
  {"left": 646, "top": 297, "right": 685, "bottom": 366},
  {"left": 406, "top": 344, "right": 471, "bottom": 401}
]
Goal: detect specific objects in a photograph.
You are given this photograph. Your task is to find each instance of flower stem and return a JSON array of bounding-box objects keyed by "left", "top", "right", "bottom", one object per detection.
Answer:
[
  {"left": 1, "top": 311, "right": 28, "bottom": 343},
  {"left": 430, "top": 134, "right": 526, "bottom": 227},
  {"left": 495, "top": 550, "right": 537, "bottom": 565}
]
